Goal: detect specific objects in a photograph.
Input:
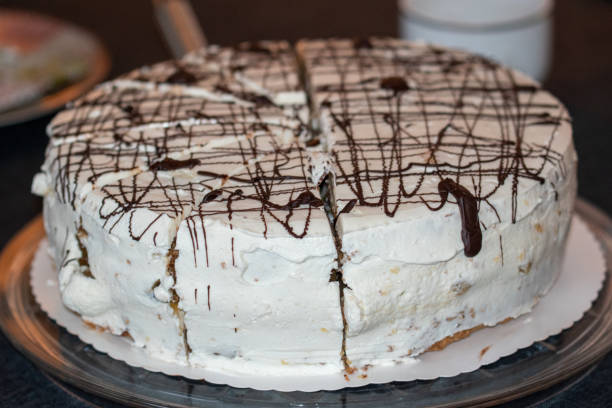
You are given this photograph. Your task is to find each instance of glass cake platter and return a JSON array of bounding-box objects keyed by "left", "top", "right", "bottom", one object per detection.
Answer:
[{"left": 1, "top": 198, "right": 611, "bottom": 408}]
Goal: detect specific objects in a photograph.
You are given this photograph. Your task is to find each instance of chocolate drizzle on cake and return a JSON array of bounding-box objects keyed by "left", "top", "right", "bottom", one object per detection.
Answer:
[
  {"left": 281, "top": 191, "right": 323, "bottom": 210},
  {"left": 336, "top": 199, "right": 357, "bottom": 222},
  {"left": 202, "top": 189, "right": 222, "bottom": 203},
  {"left": 352, "top": 37, "right": 373, "bottom": 50},
  {"left": 166, "top": 65, "right": 198, "bottom": 85},
  {"left": 235, "top": 92, "right": 275, "bottom": 107},
  {"left": 237, "top": 41, "right": 273, "bottom": 55},
  {"left": 436, "top": 178, "right": 482, "bottom": 257},
  {"left": 150, "top": 158, "right": 201, "bottom": 171},
  {"left": 379, "top": 76, "right": 410, "bottom": 94}
]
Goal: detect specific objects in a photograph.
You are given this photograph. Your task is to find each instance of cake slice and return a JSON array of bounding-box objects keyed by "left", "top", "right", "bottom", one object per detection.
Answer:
[
  {"left": 172, "top": 137, "right": 342, "bottom": 372},
  {"left": 34, "top": 41, "right": 343, "bottom": 370},
  {"left": 298, "top": 38, "right": 576, "bottom": 369}
]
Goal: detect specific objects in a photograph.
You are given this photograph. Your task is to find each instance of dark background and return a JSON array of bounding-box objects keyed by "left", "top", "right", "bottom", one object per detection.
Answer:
[{"left": 0, "top": 0, "right": 610, "bottom": 406}]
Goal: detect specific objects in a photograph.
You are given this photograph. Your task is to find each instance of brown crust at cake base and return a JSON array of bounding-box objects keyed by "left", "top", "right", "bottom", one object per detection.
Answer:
[
  {"left": 426, "top": 317, "right": 513, "bottom": 352},
  {"left": 83, "top": 320, "right": 134, "bottom": 341}
]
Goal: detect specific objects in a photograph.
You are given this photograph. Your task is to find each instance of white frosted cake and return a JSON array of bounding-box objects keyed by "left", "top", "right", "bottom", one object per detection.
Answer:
[{"left": 32, "top": 38, "right": 576, "bottom": 376}]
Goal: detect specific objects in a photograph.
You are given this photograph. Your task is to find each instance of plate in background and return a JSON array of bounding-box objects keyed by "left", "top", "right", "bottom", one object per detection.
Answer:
[{"left": 0, "top": 9, "right": 110, "bottom": 127}]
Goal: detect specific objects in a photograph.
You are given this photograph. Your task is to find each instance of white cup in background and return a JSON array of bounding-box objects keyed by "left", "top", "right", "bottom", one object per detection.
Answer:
[{"left": 399, "top": 0, "right": 553, "bottom": 82}]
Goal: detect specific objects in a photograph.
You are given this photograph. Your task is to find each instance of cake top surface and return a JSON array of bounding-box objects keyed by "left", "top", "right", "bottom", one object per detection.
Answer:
[{"left": 39, "top": 38, "right": 573, "bottom": 253}]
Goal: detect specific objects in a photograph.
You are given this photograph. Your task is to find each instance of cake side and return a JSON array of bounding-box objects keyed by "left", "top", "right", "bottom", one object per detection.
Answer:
[{"left": 340, "top": 167, "right": 575, "bottom": 367}]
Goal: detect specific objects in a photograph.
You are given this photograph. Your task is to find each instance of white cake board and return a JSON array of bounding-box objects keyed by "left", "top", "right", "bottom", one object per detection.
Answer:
[{"left": 30, "top": 215, "right": 606, "bottom": 392}]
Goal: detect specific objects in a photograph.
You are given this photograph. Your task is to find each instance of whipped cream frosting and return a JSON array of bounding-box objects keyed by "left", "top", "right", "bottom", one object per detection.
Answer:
[{"left": 33, "top": 38, "right": 576, "bottom": 375}]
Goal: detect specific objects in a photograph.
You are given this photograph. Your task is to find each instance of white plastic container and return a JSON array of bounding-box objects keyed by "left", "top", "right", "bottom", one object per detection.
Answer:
[{"left": 399, "top": 0, "right": 553, "bottom": 81}]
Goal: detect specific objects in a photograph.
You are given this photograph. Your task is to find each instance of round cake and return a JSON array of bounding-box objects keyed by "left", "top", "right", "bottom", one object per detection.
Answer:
[{"left": 32, "top": 38, "right": 576, "bottom": 375}]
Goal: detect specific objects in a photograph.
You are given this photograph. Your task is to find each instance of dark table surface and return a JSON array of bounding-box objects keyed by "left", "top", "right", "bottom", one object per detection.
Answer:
[{"left": 0, "top": 0, "right": 610, "bottom": 406}]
